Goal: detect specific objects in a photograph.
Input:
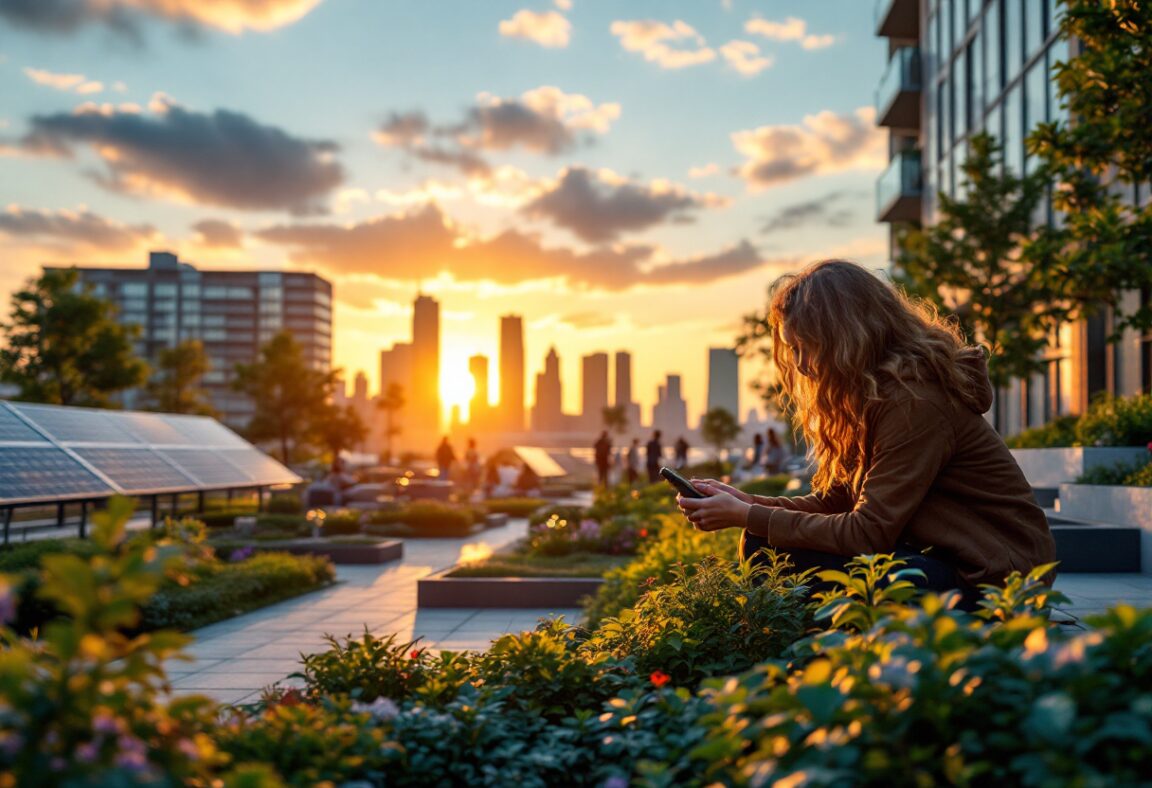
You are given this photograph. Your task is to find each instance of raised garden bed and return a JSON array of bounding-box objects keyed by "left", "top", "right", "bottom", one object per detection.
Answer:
[
  {"left": 214, "top": 537, "right": 403, "bottom": 565},
  {"left": 1058, "top": 483, "right": 1152, "bottom": 574},
  {"left": 418, "top": 568, "right": 604, "bottom": 608}
]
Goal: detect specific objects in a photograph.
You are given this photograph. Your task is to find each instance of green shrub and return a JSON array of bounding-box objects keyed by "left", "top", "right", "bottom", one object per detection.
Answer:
[
  {"left": 320, "top": 508, "right": 361, "bottom": 536},
  {"left": 1076, "top": 459, "right": 1146, "bottom": 485},
  {"left": 1076, "top": 393, "right": 1152, "bottom": 447},
  {"left": 255, "top": 513, "right": 309, "bottom": 534},
  {"left": 584, "top": 514, "right": 740, "bottom": 627},
  {"left": 0, "top": 538, "right": 97, "bottom": 573},
  {"left": 1005, "top": 414, "right": 1080, "bottom": 448},
  {"left": 1124, "top": 461, "right": 1152, "bottom": 486},
  {"left": 484, "top": 497, "right": 547, "bottom": 517},
  {"left": 737, "top": 473, "right": 792, "bottom": 498},
  {"left": 192, "top": 507, "right": 258, "bottom": 528},
  {"left": 294, "top": 631, "right": 435, "bottom": 703},
  {"left": 364, "top": 501, "right": 476, "bottom": 536},
  {"left": 138, "top": 551, "right": 335, "bottom": 631},
  {"left": 526, "top": 511, "right": 655, "bottom": 557},
  {"left": 583, "top": 555, "right": 810, "bottom": 686},
  {"left": 266, "top": 493, "right": 303, "bottom": 514}
]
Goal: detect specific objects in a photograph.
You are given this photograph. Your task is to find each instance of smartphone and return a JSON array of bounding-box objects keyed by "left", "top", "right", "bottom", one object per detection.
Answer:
[{"left": 660, "top": 466, "right": 706, "bottom": 499}]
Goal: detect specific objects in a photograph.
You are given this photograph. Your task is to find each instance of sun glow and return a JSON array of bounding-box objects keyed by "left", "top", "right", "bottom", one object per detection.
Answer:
[{"left": 440, "top": 365, "right": 476, "bottom": 424}]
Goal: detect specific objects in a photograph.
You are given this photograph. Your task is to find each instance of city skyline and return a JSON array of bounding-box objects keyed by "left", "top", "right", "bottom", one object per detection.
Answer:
[{"left": 0, "top": 0, "right": 887, "bottom": 426}]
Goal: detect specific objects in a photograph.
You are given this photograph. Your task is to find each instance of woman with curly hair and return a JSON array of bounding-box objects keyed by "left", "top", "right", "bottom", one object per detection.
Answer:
[{"left": 678, "top": 260, "right": 1056, "bottom": 608}]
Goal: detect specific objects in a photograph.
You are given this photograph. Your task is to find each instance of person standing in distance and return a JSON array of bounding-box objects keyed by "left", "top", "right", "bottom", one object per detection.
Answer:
[{"left": 645, "top": 430, "right": 663, "bottom": 484}]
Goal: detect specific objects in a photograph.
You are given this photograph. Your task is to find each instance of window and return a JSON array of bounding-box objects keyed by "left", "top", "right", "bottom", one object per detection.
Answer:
[
  {"left": 1046, "top": 47, "right": 1066, "bottom": 125},
  {"left": 1026, "top": 0, "right": 1046, "bottom": 56},
  {"left": 970, "top": 33, "right": 984, "bottom": 123},
  {"left": 1024, "top": 59, "right": 1047, "bottom": 172},
  {"left": 984, "top": 0, "right": 1002, "bottom": 101},
  {"left": 939, "top": 155, "right": 953, "bottom": 199},
  {"left": 227, "top": 287, "right": 253, "bottom": 299},
  {"left": 204, "top": 286, "right": 229, "bottom": 299},
  {"left": 121, "top": 282, "right": 149, "bottom": 297},
  {"left": 258, "top": 272, "right": 283, "bottom": 286},
  {"left": 154, "top": 283, "right": 177, "bottom": 297},
  {"left": 1005, "top": 0, "right": 1022, "bottom": 79},
  {"left": 1003, "top": 83, "right": 1023, "bottom": 175},
  {"left": 955, "top": 47, "right": 968, "bottom": 136}
]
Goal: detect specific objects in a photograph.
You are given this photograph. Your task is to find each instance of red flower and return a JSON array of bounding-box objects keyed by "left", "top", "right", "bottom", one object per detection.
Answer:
[
  {"left": 650, "top": 670, "right": 671, "bottom": 688},
  {"left": 410, "top": 650, "right": 421, "bottom": 660},
  {"left": 279, "top": 688, "right": 303, "bottom": 707},
  {"left": 643, "top": 576, "right": 656, "bottom": 586},
  {"left": 1146, "top": 440, "right": 1152, "bottom": 454},
  {"left": 639, "top": 528, "right": 649, "bottom": 538}
]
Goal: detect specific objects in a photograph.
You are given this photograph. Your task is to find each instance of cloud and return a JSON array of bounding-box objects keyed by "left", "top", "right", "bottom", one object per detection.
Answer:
[
  {"left": 688, "top": 163, "right": 720, "bottom": 178},
  {"left": 719, "top": 40, "right": 773, "bottom": 76},
  {"left": 499, "top": 9, "right": 571, "bottom": 48},
  {"left": 760, "top": 190, "right": 862, "bottom": 233},
  {"left": 374, "top": 87, "right": 619, "bottom": 175},
  {"left": 256, "top": 203, "right": 766, "bottom": 291},
  {"left": 24, "top": 67, "right": 103, "bottom": 94},
  {"left": 555, "top": 0, "right": 572, "bottom": 10},
  {"left": 745, "top": 17, "right": 837, "bottom": 50},
  {"left": 0, "top": 205, "right": 155, "bottom": 249},
  {"left": 558, "top": 311, "right": 615, "bottom": 329},
  {"left": 522, "top": 166, "right": 728, "bottom": 243},
  {"left": 192, "top": 218, "right": 243, "bottom": 247},
  {"left": 610, "top": 19, "right": 716, "bottom": 69},
  {"left": 0, "top": 0, "right": 323, "bottom": 37},
  {"left": 18, "top": 102, "right": 344, "bottom": 213},
  {"left": 731, "top": 107, "right": 885, "bottom": 189}
]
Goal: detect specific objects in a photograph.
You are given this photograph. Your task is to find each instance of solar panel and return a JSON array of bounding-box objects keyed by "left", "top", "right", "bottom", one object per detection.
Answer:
[
  {"left": 72, "top": 448, "right": 196, "bottom": 493},
  {"left": 0, "top": 447, "right": 114, "bottom": 502},
  {"left": 161, "top": 415, "right": 250, "bottom": 448},
  {"left": 12, "top": 403, "right": 139, "bottom": 444},
  {"left": 158, "top": 448, "right": 256, "bottom": 487},
  {"left": 0, "top": 405, "right": 50, "bottom": 443},
  {"left": 217, "top": 448, "right": 298, "bottom": 485},
  {"left": 107, "top": 411, "right": 190, "bottom": 446}
]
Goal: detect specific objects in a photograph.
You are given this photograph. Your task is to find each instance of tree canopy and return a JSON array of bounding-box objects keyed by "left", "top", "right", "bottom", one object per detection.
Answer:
[{"left": 143, "top": 339, "right": 216, "bottom": 416}]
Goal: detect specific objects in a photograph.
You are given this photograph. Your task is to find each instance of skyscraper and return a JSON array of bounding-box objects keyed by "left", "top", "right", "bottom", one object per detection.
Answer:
[
  {"left": 652, "top": 373, "right": 688, "bottom": 437},
  {"left": 469, "top": 354, "right": 491, "bottom": 431},
  {"left": 614, "top": 350, "right": 642, "bottom": 432},
  {"left": 707, "top": 347, "right": 740, "bottom": 419},
  {"left": 379, "top": 342, "right": 413, "bottom": 400},
  {"left": 582, "top": 352, "right": 609, "bottom": 431},
  {"left": 533, "top": 346, "right": 563, "bottom": 433},
  {"left": 411, "top": 294, "right": 440, "bottom": 439},
  {"left": 499, "top": 315, "right": 525, "bottom": 432}
]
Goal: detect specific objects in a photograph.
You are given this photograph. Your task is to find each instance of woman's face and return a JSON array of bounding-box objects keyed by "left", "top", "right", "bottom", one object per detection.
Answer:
[{"left": 782, "top": 325, "right": 815, "bottom": 379}]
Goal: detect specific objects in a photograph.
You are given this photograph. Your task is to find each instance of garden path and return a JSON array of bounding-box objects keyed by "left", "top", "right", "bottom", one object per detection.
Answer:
[{"left": 166, "top": 515, "right": 581, "bottom": 705}]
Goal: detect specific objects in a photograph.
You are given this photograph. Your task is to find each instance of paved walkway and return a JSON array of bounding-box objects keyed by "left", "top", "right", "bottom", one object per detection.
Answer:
[
  {"left": 167, "top": 516, "right": 582, "bottom": 705},
  {"left": 166, "top": 514, "right": 1152, "bottom": 705}
]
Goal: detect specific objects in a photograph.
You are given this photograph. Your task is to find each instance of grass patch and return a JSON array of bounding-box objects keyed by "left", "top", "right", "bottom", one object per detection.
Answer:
[{"left": 446, "top": 551, "right": 631, "bottom": 578}]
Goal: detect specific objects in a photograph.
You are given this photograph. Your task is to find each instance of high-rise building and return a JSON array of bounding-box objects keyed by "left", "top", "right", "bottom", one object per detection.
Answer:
[
  {"left": 469, "top": 354, "right": 491, "bottom": 431},
  {"left": 411, "top": 294, "right": 440, "bottom": 438},
  {"left": 379, "top": 342, "right": 413, "bottom": 400},
  {"left": 614, "top": 351, "right": 642, "bottom": 432},
  {"left": 499, "top": 315, "right": 525, "bottom": 432},
  {"left": 581, "top": 352, "right": 609, "bottom": 431},
  {"left": 532, "top": 346, "right": 564, "bottom": 433},
  {"left": 707, "top": 347, "right": 740, "bottom": 420},
  {"left": 58, "top": 251, "right": 331, "bottom": 428},
  {"left": 652, "top": 373, "right": 688, "bottom": 437},
  {"left": 875, "top": 0, "right": 1150, "bottom": 432}
]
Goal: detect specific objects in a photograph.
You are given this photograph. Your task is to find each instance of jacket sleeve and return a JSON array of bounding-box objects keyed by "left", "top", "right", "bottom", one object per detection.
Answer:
[
  {"left": 746, "top": 396, "right": 955, "bottom": 555},
  {"left": 750, "top": 485, "right": 854, "bottom": 514}
]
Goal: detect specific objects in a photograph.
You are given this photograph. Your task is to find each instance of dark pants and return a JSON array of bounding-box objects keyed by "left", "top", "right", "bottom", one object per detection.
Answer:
[
  {"left": 596, "top": 463, "right": 609, "bottom": 486},
  {"left": 740, "top": 530, "right": 983, "bottom": 612},
  {"left": 647, "top": 464, "right": 659, "bottom": 484}
]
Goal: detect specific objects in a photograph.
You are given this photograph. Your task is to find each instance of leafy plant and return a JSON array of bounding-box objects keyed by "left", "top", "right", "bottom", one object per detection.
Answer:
[
  {"left": 736, "top": 474, "right": 792, "bottom": 497},
  {"left": 365, "top": 500, "right": 476, "bottom": 536},
  {"left": 1006, "top": 414, "right": 1081, "bottom": 448},
  {"left": 319, "top": 508, "right": 361, "bottom": 536},
  {"left": 266, "top": 494, "right": 303, "bottom": 515},
  {"left": 1076, "top": 393, "right": 1152, "bottom": 447},
  {"left": 484, "top": 497, "right": 548, "bottom": 517},
  {"left": 294, "top": 630, "right": 434, "bottom": 703}
]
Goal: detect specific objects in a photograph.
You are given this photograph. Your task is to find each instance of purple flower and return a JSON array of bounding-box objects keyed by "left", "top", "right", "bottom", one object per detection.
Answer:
[
  {"left": 75, "top": 742, "right": 100, "bottom": 765},
  {"left": 0, "top": 733, "right": 24, "bottom": 758},
  {"left": 229, "top": 546, "right": 254, "bottom": 563},
  {"left": 92, "top": 712, "right": 121, "bottom": 736},
  {"left": 603, "top": 776, "right": 630, "bottom": 788}
]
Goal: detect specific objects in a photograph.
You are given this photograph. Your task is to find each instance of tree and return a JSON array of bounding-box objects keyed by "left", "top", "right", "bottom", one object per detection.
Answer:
[
  {"left": 143, "top": 339, "right": 216, "bottom": 416},
  {"left": 232, "top": 331, "right": 336, "bottom": 463},
  {"left": 310, "top": 402, "right": 368, "bottom": 473},
  {"left": 376, "top": 382, "right": 405, "bottom": 464},
  {"left": 0, "top": 268, "right": 148, "bottom": 407},
  {"left": 699, "top": 407, "right": 741, "bottom": 460},
  {"left": 895, "top": 132, "right": 1057, "bottom": 388},
  {"left": 601, "top": 404, "right": 628, "bottom": 437},
  {"left": 1029, "top": 0, "right": 1152, "bottom": 336}
]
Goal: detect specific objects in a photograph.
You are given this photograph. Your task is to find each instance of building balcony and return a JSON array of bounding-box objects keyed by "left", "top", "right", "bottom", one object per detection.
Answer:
[
  {"left": 876, "top": 46, "right": 921, "bottom": 129},
  {"left": 875, "top": 0, "right": 919, "bottom": 39},
  {"left": 876, "top": 149, "right": 922, "bottom": 223}
]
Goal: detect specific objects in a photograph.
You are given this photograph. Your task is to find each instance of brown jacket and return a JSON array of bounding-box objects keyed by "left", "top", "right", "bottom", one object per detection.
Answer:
[{"left": 746, "top": 351, "right": 1056, "bottom": 587}]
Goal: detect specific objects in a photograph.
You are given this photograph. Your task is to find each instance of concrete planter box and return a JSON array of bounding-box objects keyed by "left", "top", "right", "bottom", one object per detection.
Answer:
[
  {"left": 257, "top": 539, "right": 404, "bottom": 565},
  {"left": 1010, "top": 447, "right": 1149, "bottom": 489},
  {"left": 418, "top": 568, "right": 603, "bottom": 608},
  {"left": 1058, "top": 484, "right": 1152, "bottom": 574}
]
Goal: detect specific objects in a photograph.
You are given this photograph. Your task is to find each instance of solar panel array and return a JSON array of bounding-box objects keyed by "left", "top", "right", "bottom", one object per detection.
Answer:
[{"left": 0, "top": 401, "right": 301, "bottom": 505}]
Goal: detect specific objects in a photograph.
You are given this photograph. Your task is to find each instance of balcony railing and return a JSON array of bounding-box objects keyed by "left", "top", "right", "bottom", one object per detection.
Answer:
[
  {"left": 875, "top": 0, "right": 919, "bottom": 39},
  {"left": 876, "top": 46, "right": 922, "bottom": 129},
  {"left": 876, "top": 149, "right": 922, "bottom": 223}
]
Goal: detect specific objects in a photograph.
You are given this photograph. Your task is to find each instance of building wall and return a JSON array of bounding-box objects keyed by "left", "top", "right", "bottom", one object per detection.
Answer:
[
  {"left": 65, "top": 251, "right": 331, "bottom": 429},
  {"left": 499, "top": 315, "right": 525, "bottom": 432},
  {"left": 707, "top": 347, "right": 740, "bottom": 418}
]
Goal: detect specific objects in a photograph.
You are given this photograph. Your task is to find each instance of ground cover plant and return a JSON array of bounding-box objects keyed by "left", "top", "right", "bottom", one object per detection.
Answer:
[
  {"left": 364, "top": 500, "right": 479, "bottom": 537},
  {"left": 5, "top": 494, "right": 1152, "bottom": 786}
]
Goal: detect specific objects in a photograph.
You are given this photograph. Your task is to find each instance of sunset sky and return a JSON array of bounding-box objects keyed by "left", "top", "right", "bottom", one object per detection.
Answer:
[{"left": 0, "top": 0, "right": 887, "bottom": 424}]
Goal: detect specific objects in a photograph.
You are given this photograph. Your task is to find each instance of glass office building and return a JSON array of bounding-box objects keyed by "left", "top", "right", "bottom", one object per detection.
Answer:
[
  {"left": 876, "top": 0, "right": 1151, "bottom": 434},
  {"left": 55, "top": 251, "right": 332, "bottom": 429}
]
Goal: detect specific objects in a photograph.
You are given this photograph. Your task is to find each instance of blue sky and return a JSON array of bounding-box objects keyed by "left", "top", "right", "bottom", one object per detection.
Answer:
[{"left": 0, "top": 0, "right": 888, "bottom": 423}]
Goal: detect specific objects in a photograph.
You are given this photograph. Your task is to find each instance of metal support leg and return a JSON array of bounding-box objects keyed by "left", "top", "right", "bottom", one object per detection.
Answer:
[
  {"left": 56, "top": 502, "right": 65, "bottom": 528},
  {"left": 2, "top": 508, "right": 10, "bottom": 546},
  {"left": 257, "top": 487, "right": 265, "bottom": 513},
  {"left": 151, "top": 496, "right": 159, "bottom": 529},
  {"left": 171, "top": 493, "right": 178, "bottom": 520},
  {"left": 197, "top": 490, "right": 205, "bottom": 514},
  {"left": 227, "top": 488, "right": 233, "bottom": 506},
  {"left": 79, "top": 501, "right": 88, "bottom": 539}
]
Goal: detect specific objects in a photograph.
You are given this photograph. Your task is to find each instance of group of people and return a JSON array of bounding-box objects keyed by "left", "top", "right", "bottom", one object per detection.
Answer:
[{"left": 435, "top": 436, "right": 539, "bottom": 498}]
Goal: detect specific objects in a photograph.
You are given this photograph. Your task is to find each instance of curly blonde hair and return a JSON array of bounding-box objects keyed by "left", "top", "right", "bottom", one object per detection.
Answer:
[{"left": 769, "top": 260, "right": 982, "bottom": 495}]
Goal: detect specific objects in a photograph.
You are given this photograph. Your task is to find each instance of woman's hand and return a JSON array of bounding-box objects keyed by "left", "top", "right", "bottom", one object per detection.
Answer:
[
  {"left": 677, "top": 481, "right": 752, "bottom": 532},
  {"left": 691, "top": 478, "right": 752, "bottom": 504}
]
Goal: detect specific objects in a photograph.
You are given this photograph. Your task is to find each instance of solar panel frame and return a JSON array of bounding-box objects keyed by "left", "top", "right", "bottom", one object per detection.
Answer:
[
  {"left": 156, "top": 448, "right": 258, "bottom": 488},
  {"left": 11, "top": 403, "right": 141, "bottom": 445},
  {"left": 0, "top": 404, "right": 51, "bottom": 444},
  {"left": 215, "top": 447, "right": 300, "bottom": 486},
  {"left": 0, "top": 446, "right": 116, "bottom": 505}
]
